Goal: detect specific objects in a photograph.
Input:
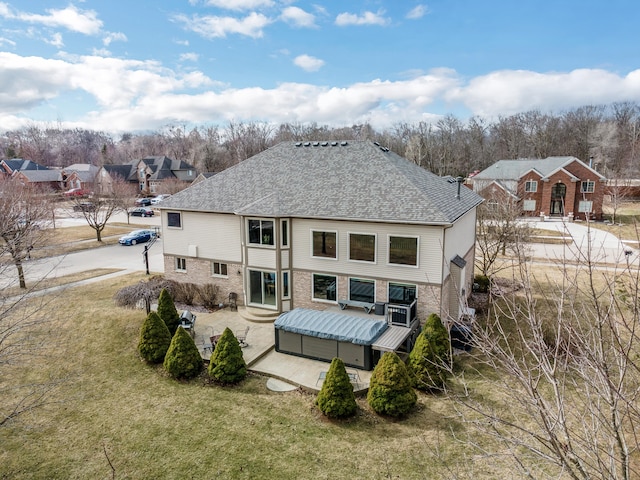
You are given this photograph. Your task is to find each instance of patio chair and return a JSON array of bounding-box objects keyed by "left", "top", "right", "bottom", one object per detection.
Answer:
[
  {"left": 229, "top": 292, "right": 238, "bottom": 311},
  {"left": 236, "top": 326, "right": 249, "bottom": 347}
]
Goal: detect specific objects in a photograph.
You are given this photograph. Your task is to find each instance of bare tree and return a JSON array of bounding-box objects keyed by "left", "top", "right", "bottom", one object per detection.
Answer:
[
  {"left": 475, "top": 187, "right": 530, "bottom": 278},
  {"left": 70, "top": 192, "right": 120, "bottom": 242},
  {"left": 454, "top": 224, "right": 640, "bottom": 479},
  {"left": 0, "top": 179, "right": 51, "bottom": 289}
]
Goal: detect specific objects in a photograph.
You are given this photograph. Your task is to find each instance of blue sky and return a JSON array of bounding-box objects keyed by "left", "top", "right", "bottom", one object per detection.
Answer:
[{"left": 1, "top": 0, "right": 639, "bottom": 134}]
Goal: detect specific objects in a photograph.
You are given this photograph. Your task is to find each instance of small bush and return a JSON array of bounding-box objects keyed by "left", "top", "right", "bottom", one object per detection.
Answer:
[
  {"left": 197, "top": 283, "right": 220, "bottom": 310},
  {"left": 408, "top": 313, "right": 451, "bottom": 391},
  {"left": 157, "top": 288, "right": 180, "bottom": 335},
  {"left": 163, "top": 327, "right": 203, "bottom": 380},
  {"left": 315, "top": 357, "right": 357, "bottom": 418},
  {"left": 367, "top": 352, "right": 416, "bottom": 417},
  {"left": 172, "top": 282, "right": 197, "bottom": 305},
  {"left": 208, "top": 327, "right": 247, "bottom": 384},
  {"left": 473, "top": 274, "right": 490, "bottom": 293},
  {"left": 138, "top": 311, "right": 172, "bottom": 363}
]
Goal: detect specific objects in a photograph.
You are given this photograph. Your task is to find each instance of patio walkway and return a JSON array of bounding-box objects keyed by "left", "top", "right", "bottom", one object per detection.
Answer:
[{"left": 192, "top": 306, "right": 372, "bottom": 393}]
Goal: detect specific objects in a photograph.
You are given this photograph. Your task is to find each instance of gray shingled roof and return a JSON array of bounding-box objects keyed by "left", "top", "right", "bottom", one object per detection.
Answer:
[
  {"left": 2, "top": 159, "right": 50, "bottom": 171},
  {"left": 160, "top": 141, "right": 483, "bottom": 225},
  {"left": 473, "top": 156, "right": 605, "bottom": 181}
]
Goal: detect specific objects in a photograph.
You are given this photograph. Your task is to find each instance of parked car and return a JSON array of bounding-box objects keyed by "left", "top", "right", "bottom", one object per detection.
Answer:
[
  {"left": 118, "top": 229, "right": 157, "bottom": 246},
  {"left": 129, "top": 207, "right": 154, "bottom": 217},
  {"left": 150, "top": 194, "right": 171, "bottom": 205},
  {"left": 73, "top": 202, "right": 96, "bottom": 212},
  {"left": 64, "top": 187, "right": 90, "bottom": 197},
  {"left": 135, "top": 197, "right": 153, "bottom": 206}
]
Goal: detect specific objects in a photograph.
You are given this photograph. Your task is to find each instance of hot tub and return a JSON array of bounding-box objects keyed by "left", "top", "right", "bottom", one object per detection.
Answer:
[{"left": 274, "top": 308, "right": 388, "bottom": 370}]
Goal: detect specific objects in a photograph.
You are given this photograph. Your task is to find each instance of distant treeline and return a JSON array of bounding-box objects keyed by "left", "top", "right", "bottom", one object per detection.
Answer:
[{"left": 2, "top": 101, "right": 639, "bottom": 177}]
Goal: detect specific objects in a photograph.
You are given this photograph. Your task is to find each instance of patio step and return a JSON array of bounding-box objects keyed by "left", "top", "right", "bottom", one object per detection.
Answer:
[{"left": 238, "top": 306, "right": 280, "bottom": 323}]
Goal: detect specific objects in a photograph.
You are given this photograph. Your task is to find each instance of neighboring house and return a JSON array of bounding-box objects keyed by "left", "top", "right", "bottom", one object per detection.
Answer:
[
  {"left": 96, "top": 156, "right": 197, "bottom": 194},
  {"left": 191, "top": 172, "right": 216, "bottom": 185},
  {"left": 472, "top": 156, "right": 606, "bottom": 220},
  {"left": 61, "top": 164, "right": 100, "bottom": 192},
  {"left": 12, "top": 169, "right": 62, "bottom": 191},
  {"left": 1, "top": 158, "right": 51, "bottom": 178},
  {"left": 159, "top": 140, "right": 483, "bottom": 324}
]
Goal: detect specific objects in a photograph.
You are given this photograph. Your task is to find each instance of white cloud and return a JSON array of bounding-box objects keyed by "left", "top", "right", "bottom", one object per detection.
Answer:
[
  {"left": 103, "top": 32, "right": 127, "bottom": 46},
  {"left": 203, "top": 0, "right": 274, "bottom": 11},
  {"left": 335, "top": 10, "right": 390, "bottom": 27},
  {"left": 173, "top": 12, "right": 272, "bottom": 38},
  {"left": 180, "top": 52, "right": 200, "bottom": 62},
  {"left": 281, "top": 6, "right": 316, "bottom": 28},
  {"left": 0, "top": 36, "right": 16, "bottom": 47},
  {"left": 45, "top": 32, "right": 64, "bottom": 48},
  {"left": 1, "top": 4, "right": 103, "bottom": 35},
  {"left": 2, "top": 51, "right": 640, "bottom": 134},
  {"left": 293, "top": 54, "right": 324, "bottom": 72},
  {"left": 406, "top": 5, "right": 429, "bottom": 20}
]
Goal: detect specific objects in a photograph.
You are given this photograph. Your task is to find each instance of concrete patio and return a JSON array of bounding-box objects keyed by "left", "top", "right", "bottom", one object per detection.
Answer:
[{"left": 190, "top": 306, "right": 372, "bottom": 393}]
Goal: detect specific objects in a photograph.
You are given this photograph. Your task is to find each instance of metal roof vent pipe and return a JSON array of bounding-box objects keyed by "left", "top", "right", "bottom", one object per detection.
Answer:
[{"left": 456, "top": 176, "right": 464, "bottom": 199}]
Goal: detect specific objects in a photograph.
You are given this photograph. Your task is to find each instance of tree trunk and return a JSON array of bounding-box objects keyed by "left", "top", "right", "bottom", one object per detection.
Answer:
[{"left": 15, "top": 259, "right": 26, "bottom": 289}]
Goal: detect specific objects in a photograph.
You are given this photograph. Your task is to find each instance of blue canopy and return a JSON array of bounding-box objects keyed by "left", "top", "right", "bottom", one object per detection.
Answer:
[{"left": 275, "top": 308, "right": 388, "bottom": 345}]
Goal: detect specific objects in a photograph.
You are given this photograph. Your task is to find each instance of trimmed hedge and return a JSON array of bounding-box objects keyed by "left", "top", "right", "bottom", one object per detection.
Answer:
[
  {"left": 208, "top": 327, "right": 247, "bottom": 384},
  {"left": 138, "top": 311, "right": 172, "bottom": 364},
  {"left": 367, "top": 352, "right": 416, "bottom": 417},
  {"left": 315, "top": 357, "right": 357, "bottom": 418},
  {"left": 163, "top": 327, "right": 203, "bottom": 380}
]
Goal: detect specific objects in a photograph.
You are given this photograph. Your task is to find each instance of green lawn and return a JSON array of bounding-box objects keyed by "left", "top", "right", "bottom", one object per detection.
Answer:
[{"left": 0, "top": 273, "right": 510, "bottom": 479}]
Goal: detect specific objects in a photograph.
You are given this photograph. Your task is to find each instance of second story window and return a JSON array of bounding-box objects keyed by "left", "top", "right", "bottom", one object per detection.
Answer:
[
  {"left": 525, "top": 180, "right": 538, "bottom": 192},
  {"left": 349, "top": 233, "right": 376, "bottom": 262},
  {"left": 581, "top": 180, "right": 595, "bottom": 193},
  {"left": 389, "top": 236, "right": 418, "bottom": 266},
  {"left": 248, "top": 219, "right": 274, "bottom": 246},
  {"left": 312, "top": 230, "right": 337, "bottom": 259}
]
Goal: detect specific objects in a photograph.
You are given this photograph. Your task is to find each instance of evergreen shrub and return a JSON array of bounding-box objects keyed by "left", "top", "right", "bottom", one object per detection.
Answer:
[
  {"left": 315, "top": 357, "right": 357, "bottom": 418},
  {"left": 208, "top": 327, "right": 247, "bottom": 384},
  {"left": 138, "top": 311, "right": 172, "bottom": 363},
  {"left": 157, "top": 288, "right": 180, "bottom": 335},
  {"left": 408, "top": 313, "right": 451, "bottom": 391},
  {"left": 367, "top": 352, "right": 416, "bottom": 417},
  {"left": 163, "top": 327, "right": 203, "bottom": 379}
]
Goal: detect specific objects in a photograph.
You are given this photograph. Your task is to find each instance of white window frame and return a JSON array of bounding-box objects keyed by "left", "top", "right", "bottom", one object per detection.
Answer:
[
  {"left": 175, "top": 257, "right": 186, "bottom": 272},
  {"left": 388, "top": 235, "right": 419, "bottom": 267},
  {"left": 522, "top": 199, "right": 536, "bottom": 211},
  {"left": 348, "top": 232, "right": 377, "bottom": 264},
  {"left": 578, "top": 200, "right": 593, "bottom": 213},
  {"left": 310, "top": 230, "right": 338, "bottom": 260},
  {"left": 281, "top": 219, "right": 289, "bottom": 248},
  {"left": 247, "top": 218, "right": 275, "bottom": 247},
  {"left": 581, "top": 180, "right": 595, "bottom": 193},
  {"left": 388, "top": 282, "right": 417, "bottom": 305},
  {"left": 524, "top": 180, "right": 538, "bottom": 192},
  {"left": 282, "top": 271, "right": 290, "bottom": 299},
  {"left": 211, "top": 261, "right": 228, "bottom": 277},
  {"left": 348, "top": 277, "right": 375, "bottom": 303},
  {"left": 312, "top": 273, "right": 337, "bottom": 303}
]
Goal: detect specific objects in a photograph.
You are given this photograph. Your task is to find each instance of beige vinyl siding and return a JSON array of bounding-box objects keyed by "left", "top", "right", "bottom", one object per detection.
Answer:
[
  {"left": 443, "top": 208, "right": 476, "bottom": 266},
  {"left": 291, "top": 218, "right": 445, "bottom": 284},
  {"left": 246, "top": 247, "right": 277, "bottom": 270},
  {"left": 162, "top": 211, "right": 242, "bottom": 262}
]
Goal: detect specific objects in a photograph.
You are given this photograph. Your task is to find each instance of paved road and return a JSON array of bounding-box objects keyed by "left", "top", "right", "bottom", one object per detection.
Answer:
[{"left": 525, "top": 219, "right": 638, "bottom": 266}]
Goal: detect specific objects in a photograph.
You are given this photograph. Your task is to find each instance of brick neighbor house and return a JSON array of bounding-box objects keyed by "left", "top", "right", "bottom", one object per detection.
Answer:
[{"left": 471, "top": 156, "right": 606, "bottom": 220}]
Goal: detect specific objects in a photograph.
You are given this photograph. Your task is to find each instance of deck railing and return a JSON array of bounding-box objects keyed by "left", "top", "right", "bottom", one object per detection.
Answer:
[{"left": 385, "top": 300, "right": 417, "bottom": 327}]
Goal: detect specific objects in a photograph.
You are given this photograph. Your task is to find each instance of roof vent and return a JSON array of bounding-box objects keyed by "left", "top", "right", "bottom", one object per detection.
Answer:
[
  {"left": 304, "top": 142, "right": 311, "bottom": 147},
  {"left": 341, "top": 141, "right": 348, "bottom": 146},
  {"left": 313, "top": 141, "right": 320, "bottom": 147}
]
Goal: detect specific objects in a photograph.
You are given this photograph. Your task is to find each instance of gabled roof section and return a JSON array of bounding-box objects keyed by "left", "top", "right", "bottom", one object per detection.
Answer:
[
  {"left": 474, "top": 156, "right": 606, "bottom": 182},
  {"left": 160, "top": 141, "right": 484, "bottom": 225},
  {"left": 62, "top": 164, "right": 99, "bottom": 182},
  {"left": 103, "top": 164, "right": 134, "bottom": 181},
  {"left": 15, "top": 169, "right": 61, "bottom": 182},
  {"left": 2, "top": 158, "right": 50, "bottom": 172},
  {"left": 139, "top": 156, "right": 195, "bottom": 180}
]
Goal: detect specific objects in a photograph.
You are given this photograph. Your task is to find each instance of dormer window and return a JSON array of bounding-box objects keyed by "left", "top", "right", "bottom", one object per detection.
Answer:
[{"left": 525, "top": 180, "right": 538, "bottom": 192}]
